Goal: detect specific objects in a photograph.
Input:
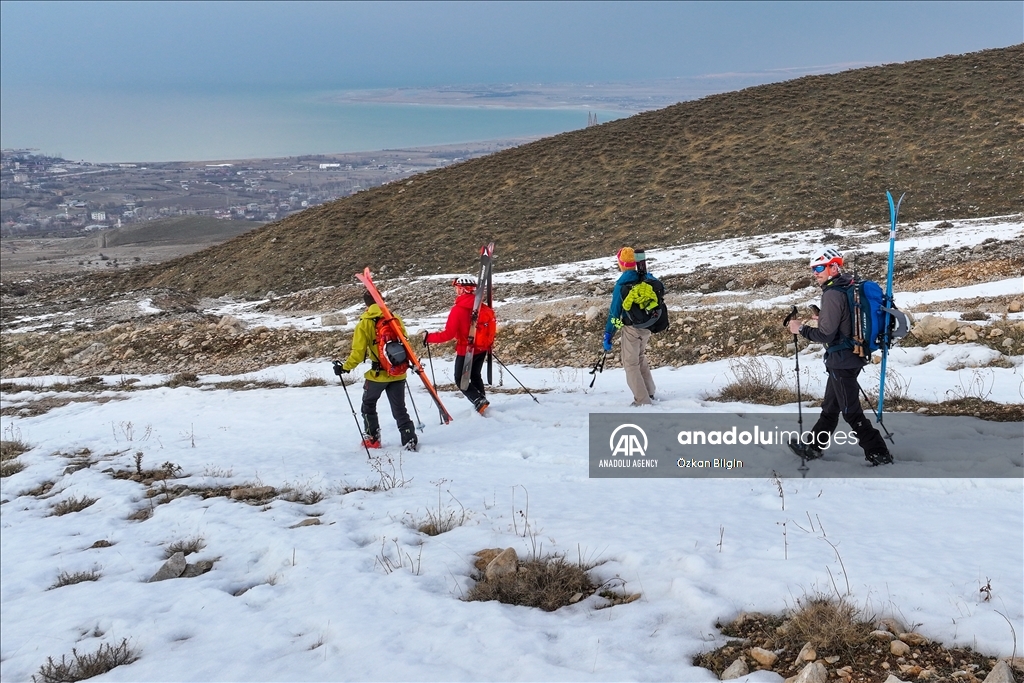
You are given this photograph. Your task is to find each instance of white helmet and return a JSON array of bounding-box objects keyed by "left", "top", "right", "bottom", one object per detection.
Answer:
[
  {"left": 809, "top": 246, "right": 843, "bottom": 269},
  {"left": 452, "top": 276, "right": 476, "bottom": 288}
]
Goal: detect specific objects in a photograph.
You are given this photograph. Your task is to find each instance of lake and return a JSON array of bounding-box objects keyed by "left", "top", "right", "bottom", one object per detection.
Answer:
[{"left": 0, "top": 86, "right": 626, "bottom": 163}]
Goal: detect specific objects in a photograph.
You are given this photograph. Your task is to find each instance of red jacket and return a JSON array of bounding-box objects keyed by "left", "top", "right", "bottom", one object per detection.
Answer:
[{"left": 426, "top": 293, "right": 491, "bottom": 354}]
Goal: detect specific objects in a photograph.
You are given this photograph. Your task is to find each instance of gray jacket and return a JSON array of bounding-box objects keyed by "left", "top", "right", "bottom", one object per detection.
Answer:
[{"left": 799, "top": 273, "right": 865, "bottom": 370}]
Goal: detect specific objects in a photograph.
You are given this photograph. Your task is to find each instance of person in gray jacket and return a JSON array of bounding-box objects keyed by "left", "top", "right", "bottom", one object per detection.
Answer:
[{"left": 787, "top": 247, "right": 892, "bottom": 465}]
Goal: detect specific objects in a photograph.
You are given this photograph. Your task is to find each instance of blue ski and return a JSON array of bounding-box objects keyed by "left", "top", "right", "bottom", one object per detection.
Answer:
[{"left": 877, "top": 191, "right": 905, "bottom": 430}]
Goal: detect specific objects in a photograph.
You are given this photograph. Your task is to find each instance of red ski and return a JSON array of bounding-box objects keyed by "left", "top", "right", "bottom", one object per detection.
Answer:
[{"left": 356, "top": 268, "right": 453, "bottom": 425}]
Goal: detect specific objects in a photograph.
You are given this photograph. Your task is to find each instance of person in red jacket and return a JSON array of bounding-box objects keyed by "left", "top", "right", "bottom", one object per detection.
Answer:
[{"left": 423, "top": 277, "right": 493, "bottom": 414}]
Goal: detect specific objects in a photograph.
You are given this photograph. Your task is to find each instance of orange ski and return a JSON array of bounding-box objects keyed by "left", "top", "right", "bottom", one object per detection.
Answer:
[{"left": 356, "top": 268, "right": 453, "bottom": 425}]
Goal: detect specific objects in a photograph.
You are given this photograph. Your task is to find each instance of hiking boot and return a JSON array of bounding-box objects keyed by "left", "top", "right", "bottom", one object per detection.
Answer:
[
  {"left": 473, "top": 397, "right": 490, "bottom": 415},
  {"left": 362, "top": 434, "right": 382, "bottom": 449},
  {"left": 788, "top": 442, "right": 823, "bottom": 461},
  {"left": 865, "top": 449, "right": 893, "bottom": 466},
  {"left": 399, "top": 426, "right": 418, "bottom": 452}
]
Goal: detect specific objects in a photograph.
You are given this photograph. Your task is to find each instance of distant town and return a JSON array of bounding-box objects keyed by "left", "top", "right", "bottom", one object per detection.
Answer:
[{"left": 0, "top": 140, "right": 530, "bottom": 239}]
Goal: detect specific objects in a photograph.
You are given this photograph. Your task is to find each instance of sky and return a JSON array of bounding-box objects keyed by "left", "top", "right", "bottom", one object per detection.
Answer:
[
  {"left": 1, "top": 216, "right": 1021, "bottom": 681},
  {"left": 1, "top": 1, "right": 1021, "bottom": 91}
]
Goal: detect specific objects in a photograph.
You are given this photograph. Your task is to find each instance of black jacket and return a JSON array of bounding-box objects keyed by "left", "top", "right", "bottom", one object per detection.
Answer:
[{"left": 800, "top": 273, "right": 865, "bottom": 370}]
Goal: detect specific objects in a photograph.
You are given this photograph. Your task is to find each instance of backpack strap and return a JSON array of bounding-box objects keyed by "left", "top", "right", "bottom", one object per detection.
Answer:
[{"left": 822, "top": 285, "right": 856, "bottom": 356}]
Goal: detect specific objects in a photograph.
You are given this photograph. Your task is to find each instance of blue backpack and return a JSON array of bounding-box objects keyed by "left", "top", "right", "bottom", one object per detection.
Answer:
[{"left": 830, "top": 280, "right": 908, "bottom": 357}]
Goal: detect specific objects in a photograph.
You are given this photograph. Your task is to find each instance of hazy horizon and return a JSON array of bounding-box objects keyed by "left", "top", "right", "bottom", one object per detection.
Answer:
[{"left": 1, "top": 1, "right": 1020, "bottom": 161}]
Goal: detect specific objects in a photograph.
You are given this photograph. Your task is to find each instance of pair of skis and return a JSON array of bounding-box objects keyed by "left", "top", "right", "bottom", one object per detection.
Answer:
[
  {"left": 356, "top": 268, "right": 453, "bottom": 425},
  {"left": 877, "top": 191, "right": 904, "bottom": 430},
  {"left": 460, "top": 242, "right": 495, "bottom": 391}
]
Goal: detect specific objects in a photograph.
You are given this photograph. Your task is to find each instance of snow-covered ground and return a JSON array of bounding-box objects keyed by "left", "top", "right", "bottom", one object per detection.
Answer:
[{"left": 1, "top": 217, "right": 1022, "bottom": 682}]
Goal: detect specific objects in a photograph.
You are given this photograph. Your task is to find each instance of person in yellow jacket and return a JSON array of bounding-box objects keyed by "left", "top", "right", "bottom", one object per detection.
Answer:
[{"left": 333, "top": 291, "right": 417, "bottom": 451}]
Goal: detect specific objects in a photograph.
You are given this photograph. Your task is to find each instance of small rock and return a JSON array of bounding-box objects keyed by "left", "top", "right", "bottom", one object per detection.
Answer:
[
  {"left": 321, "top": 313, "right": 348, "bottom": 327},
  {"left": 90, "top": 540, "right": 113, "bottom": 548},
  {"left": 910, "top": 315, "right": 959, "bottom": 342},
  {"left": 899, "top": 632, "right": 929, "bottom": 646},
  {"left": 230, "top": 486, "right": 275, "bottom": 500},
  {"left": 791, "top": 661, "right": 827, "bottom": 683},
  {"left": 749, "top": 646, "right": 777, "bottom": 667},
  {"left": 473, "top": 548, "right": 503, "bottom": 571},
  {"left": 982, "top": 660, "right": 1016, "bottom": 683},
  {"left": 890, "top": 640, "right": 911, "bottom": 656},
  {"left": 149, "top": 551, "right": 187, "bottom": 582},
  {"left": 1008, "top": 300, "right": 1022, "bottom": 314},
  {"left": 758, "top": 342, "right": 775, "bottom": 351},
  {"left": 569, "top": 592, "right": 583, "bottom": 604},
  {"left": 988, "top": 328, "right": 1004, "bottom": 338},
  {"left": 963, "top": 327, "right": 978, "bottom": 341},
  {"left": 790, "top": 277, "right": 813, "bottom": 291},
  {"left": 795, "top": 642, "right": 816, "bottom": 664},
  {"left": 720, "top": 658, "right": 749, "bottom": 680},
  {"left": 877, "top": 618, "right": 906, "bottom": 634},
  {"left": 870, "top": 629, "right": 896, "bottom": 641},
  {"left": 485, "top": 547, "right": 518, "bottom": 580},
  {"left": 883, "top": 675, "right": 906, "bottom": 683},
  {"left": 181, "top": 560, "right": 214, "bottom": 578},
  {"left": 584, "top": 306, "right": 603, "bottom": 322}
]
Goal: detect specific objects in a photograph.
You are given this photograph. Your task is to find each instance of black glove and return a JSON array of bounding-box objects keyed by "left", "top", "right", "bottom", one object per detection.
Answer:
[{"left": 332, "top": 360, "right": 349, "bottom": 376}]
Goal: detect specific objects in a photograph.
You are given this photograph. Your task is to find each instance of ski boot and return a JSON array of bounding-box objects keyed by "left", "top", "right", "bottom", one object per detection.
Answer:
[
  {"left": 473, "top": 397, "right": 490, "bottom": 415},
  {"left": 788, "top": 442, "right": 823, "bottom": 461},
  {"left": 362, "top": 413, "right": 381, "bottom": 449},
  {"left": 864, "top": 449, "right": 893, "bottom": 466}
]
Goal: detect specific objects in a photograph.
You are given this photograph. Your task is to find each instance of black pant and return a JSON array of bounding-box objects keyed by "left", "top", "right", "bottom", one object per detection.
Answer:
[
  {"left": 454, "top": 353, "right": 487, "bottom": 405},
  {"left": 811, "top": 367, "right": 888, "bottom": 455},
  {"left": 361, "top": 379, "right": 414, "bottom": 438}
]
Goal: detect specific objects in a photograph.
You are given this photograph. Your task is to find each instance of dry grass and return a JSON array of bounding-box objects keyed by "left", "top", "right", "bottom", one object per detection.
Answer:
[
  {"left": 777, "top": 594, "right": 874, "bottom": 653},
  {"left": 710, "top": 356, "right": 801, "bottom": 405},
  {"left": 466, "top": 554, "right": 598, "bottom": 612},
  {"left": 165, "top": 372, "right": 199, "bottom": 388},
  {"left": 1, "top": 438, "right": 30, "bottom": 476},
  {"left": 164, "top": 536, "right": 206, "bottom": 558},
  {"left": 1, "top": 458, "right": 26, "bottom": 477},
  {"left": 49, "top": 568, "right": 102, "bottom": 589},
  {"left": 33, "top": 638, "right": 139, "bottom": 683},
  {"left": 50, "top": 495, "right": 98, "bottom": 516},
  {"left": 1, "top": 438, "right": 30, "bottom": 459}
]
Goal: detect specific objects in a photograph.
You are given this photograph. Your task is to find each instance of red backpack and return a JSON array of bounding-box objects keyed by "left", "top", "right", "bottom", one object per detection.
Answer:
[
  {"left": 374, "top": 318, "right": 409, "bottom": 376},
  {"left": 472, "top": 305, "right": 497, "bottom": 351}
]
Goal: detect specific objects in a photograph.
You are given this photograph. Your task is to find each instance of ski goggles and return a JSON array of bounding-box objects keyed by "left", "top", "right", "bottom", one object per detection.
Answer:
[{"left": 811, "top": 264, "right": 829, "bottom": 273}]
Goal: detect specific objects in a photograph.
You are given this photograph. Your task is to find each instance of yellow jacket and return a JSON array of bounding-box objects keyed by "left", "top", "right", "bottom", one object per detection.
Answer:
[{"left": 341, "top": 304, "right": 408, "bottom": 382}]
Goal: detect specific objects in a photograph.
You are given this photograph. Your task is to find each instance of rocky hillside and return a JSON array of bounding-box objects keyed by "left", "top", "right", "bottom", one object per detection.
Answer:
[{"left": 105, "top": 45, "right": 1024, "bottom": 298}]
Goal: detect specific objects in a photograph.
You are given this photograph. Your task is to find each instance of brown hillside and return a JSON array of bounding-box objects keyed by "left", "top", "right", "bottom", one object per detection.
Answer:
[{"left": 130, "top": 46, "right": 1022, "bottom": 297}]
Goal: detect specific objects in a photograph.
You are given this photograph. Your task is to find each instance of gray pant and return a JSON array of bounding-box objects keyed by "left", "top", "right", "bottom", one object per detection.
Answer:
[
  {"left": 361, "top": 379, "right": 414, "bottom": 438},
  {"left": 620, "top": 326, "right": 656, "bottom": 405}
]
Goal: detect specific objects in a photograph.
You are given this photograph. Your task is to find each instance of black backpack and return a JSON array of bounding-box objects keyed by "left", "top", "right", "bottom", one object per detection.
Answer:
[{"left": 620, "top": 275, "right": 669, "bottom": 333}]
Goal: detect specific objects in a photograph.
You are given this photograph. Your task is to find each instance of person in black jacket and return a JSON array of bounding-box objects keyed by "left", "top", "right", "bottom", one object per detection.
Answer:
[{"left": 787, "top": 247, "right": 892, "bottom": 465}]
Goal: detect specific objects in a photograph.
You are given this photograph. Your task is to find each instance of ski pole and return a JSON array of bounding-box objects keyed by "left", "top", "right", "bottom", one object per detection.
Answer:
[
  {"left": 857, "top": 384, "right": 895, "bottom": 444},
  {"left": 334, "top": 361, "right": 372, "bottom": 460},
  {"left": 424, "top": 336, "right": 440, "bottom": 391},
  {"left": 782, "top": 306, "right": 803, "bottom": 435},
  {"left": 489, "top": 352, "right": 540, "bottom": 403},
  {"left": 588, "top": 352, "right": 606, "bottom": 389},
  {"left": 406, "top": 381, "right": 425, "bottom": 432}
]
